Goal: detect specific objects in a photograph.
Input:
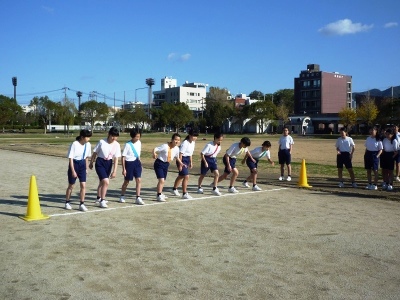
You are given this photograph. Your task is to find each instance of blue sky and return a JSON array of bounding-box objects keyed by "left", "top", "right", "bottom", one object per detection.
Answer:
[{"left": 1, "top": 0, "right": 399, "bottom": 107}]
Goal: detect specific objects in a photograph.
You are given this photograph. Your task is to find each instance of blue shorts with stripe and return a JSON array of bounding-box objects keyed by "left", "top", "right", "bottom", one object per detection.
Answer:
[
  {"left": 154, "top": 158, "right": 170, "bottom": 179},
  {"left": 246, "top": 157, "right": 259, "bottom": 170},
  {"left": 223, "top": 154, "right": 236, "bottom": 174},
  {"left": 200, "top": 156, "right": 218, "bottom": 175}
]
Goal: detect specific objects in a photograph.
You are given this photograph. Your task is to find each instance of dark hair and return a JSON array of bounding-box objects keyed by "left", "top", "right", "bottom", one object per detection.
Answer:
[
  {"left": 385, "top": 128, "right": 396, "bottom": 143},
  {"left": 184, "top": 129, "right": 199, "bottom": 141},
  {"left": 240, "top": 137, "right": 251, "bottom": 147},
  {"left": 262, "top": 140, "right": 272, "bottom": 148},
  {"left": 108, "top": 127, "right": 120, "bottom": 137},
  {"left": 76, "top": 129, "right": 92, "bottom": 141},
  {"left": 369, "top": 127, "right": 380, "bottom": 141},
  {"left": 130, "top": 129, "right": 141, "bottom": 138},
  {"left": 340, "top": 127, "right": 347, "bottom": 133},
  {"left": 213, "top": 132, "right": 223, "bottom": 140},
  {"left": 171, "top": 133, "right": 181, "bottom": 141}
]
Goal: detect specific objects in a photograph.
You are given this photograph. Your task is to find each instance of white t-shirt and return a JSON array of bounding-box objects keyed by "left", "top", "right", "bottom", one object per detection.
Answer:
[
  {"left": 335, "top": 137, "right": 355, "bottom": 153},
  {"left": 93, "top": 139, "right": 121, "bottom": 160},
  {"left": 180, "top": 139, "right": 195, "bottom": 157},
  {"left": 201, "top": 142, "right": 221, "bottom": 158},
  {"left": 122, "top": 140, "right": 141, "bottom": 161},
  {"left": 250, "top": 146, "right": 271, "bottom": 160},
  {"left": 382, "top": 138, "right": 399, "bottom": 152},
  {"left": 278, "top": 135, "right": 294, "bottom": 150},
  {"left": 154, "top": 143, "right": 179, "bottom": 162},
  {"left": 67, "top": 140, "right": 91, "bottom": 160},
  {"left": 226, "top": 142, "right": 248, "bottom": 158},
  {"left": 364, "top": 137, "right": 383, "bottom": 152}
]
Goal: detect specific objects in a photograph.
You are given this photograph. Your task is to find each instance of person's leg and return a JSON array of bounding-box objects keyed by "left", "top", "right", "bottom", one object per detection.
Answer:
[
  {"left": 338, "top": 168, "right": 343, "bottom": 181},
  {"left": 366, "top": 169, "right": 372, "bottom": 184},
  {"left": 182, "top": 175, "right": 189, "bottom": 194},
  {"left": 280, "top": 164, "right": 285, "bottom": 177},
  {"left": 348, "top": 168, "right": 355, "bottom": 182},
  {"left": 66, "top": 183, "right": 74, "bottom": 201},
  {"left": 251, "top": 168, "right": 257, "bottom": 185},
  {"left": 99, "top": 178, "right": 110, "bottom": 199},
  {"left": 213, "top": 169, "right": 220, "bottom": 187},
  {"left": 373, "top": 169, "right": 379, "bottom": 186},
  {"left": 173, "top": 175, "right": 184, "bottom": 190},
  {"left": 121, "top": 179, "right": 130, "bottom": 196},
  {"left": 157, "top": 178, "right": 165, "bottom": 194},
  {"left": 79, "top": 182, "right": 86, "bottom": 202},
  {"left": 287, "top": 164, "right": 292, "bottom": 177},
  {"left": 198, "top": 174, "right": 205, "bottom": 188},
  {"left": 229, "top": 168, "right": 239, "bottom": 187},
  {"left": 135, "top": 177, "right": 141, "bottom": 197}
]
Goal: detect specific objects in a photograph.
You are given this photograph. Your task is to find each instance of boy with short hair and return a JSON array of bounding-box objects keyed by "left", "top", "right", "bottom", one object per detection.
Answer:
[
  {"left": 217, "top": 137, "right": 254, "bottom": 193},
  {"left": 242, "top": 140, "right": 274, "bottom": 191},
  {"left": 336, "top": 127, "right": 357, "bottom": 188},
  {"left": 278, "top": 127, "right": 294, "bottom": 181}
]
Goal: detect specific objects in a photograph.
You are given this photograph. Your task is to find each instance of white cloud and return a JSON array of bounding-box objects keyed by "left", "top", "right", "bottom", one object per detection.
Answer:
[
  {"left": 42, "top": 5, "right": 54, "bottom": 14},
  {"left": 180, "top": 53, "right": 191, "bottom": 61},
  {"left": 167, "top": 52, "right": 191, "bottom": 62},
  {"left": 384, "top": 22, "right": 398, "bottom": 28},
  {"left": 318, "top": 19, "right": 373, "bottom": 36}
]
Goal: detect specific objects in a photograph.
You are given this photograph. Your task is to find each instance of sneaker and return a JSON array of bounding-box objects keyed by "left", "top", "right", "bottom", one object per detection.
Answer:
[
  {"left": 370, "top": 184, "right": 378, "bottom": 190},
  {"left": 228, "top": 187, "right": 239, "bottom": 193},
  {"left": 157, "top": 195, "right": 166, "bottom": 202},
  {"left": 387, "top": 185, "right": 393, "bottom": 191},
  {"left": 99, "top": 200, "right": 108, "bottom": 208},
  {"left": 351, "top": 182, "right": 357, "bottom": 188},
  {"left": 119, "top": 196, "right": 125, "bottom": 203},
  {"left": 382, "top": 182, "right": 388, "bottom": 190},
  {"left": 212, "top": 188, "right": 222, "bottom": 196},
  {"left": 182, "top": 193, "right": 193, "bottom": 200},
  {"left": 242, "top": 181, "right": 250, "bottom": 188},
  {"left": 79, "top": 204, "right": 88, "bottom": 212},
  {"left": 252, "top": 185, "right": 262, "bottom": 191},
  {"left": 172, "top": 189, "right": 180, "bottom": 196},
  {"left": 197, "top": 188, "right": 204, "bottom": 194},
  {"left": 161, "top": 193, "right": 168, "bottom": 199},
  {"left": 286, "top": 176, "right": 292, "bottom": 182},
  {"left": 338, "top": 182, "right": 344, "bottom": 188},
  {"left": 396, "top": 176, "right": 400, "bottom": 182},
  {"left": 135, "top": 197, "right": 144, "bottom": 205},
  {"left": 95, "top": 198, "right": 108, "bottom": 204},
  {"left": 278, "top": 176, "right": 284, "bottom": 181},
  {"left": 65, "top": 203, "right": 72, "bottom": 210},
  {"left": 365, "top": 184, "right": 371, "bottom": 190}
]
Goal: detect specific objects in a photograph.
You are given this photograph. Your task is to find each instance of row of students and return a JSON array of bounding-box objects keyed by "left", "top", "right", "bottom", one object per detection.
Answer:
[
  {"left": 65, "top": 128, "right": 275, "bottom": 211},
  {"left": 337, "top": 127, "right": 399, "bottom": 190}
]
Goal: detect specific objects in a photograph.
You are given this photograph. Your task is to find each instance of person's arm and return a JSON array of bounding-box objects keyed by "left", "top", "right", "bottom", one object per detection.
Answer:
[
  {"left": 200, "top": 152, "right": 208, "bottom": 167},
  {"left": 89, "top": 152, "right": 97, "bottom": 169},
  {"left": 121, "top": 156, "right": 127, "bottom": 176},
  {"left": 268, "top": 158, "right": 275, "bottom": 166},
  {"left": 153, "top": 147, "right": 158, "bottom": 159},
  {"left": 110, "top": 157, "right": 118, "bottom": 179},
  {"left": 69, "top": 158, "right": 77, "bottom": 178}
]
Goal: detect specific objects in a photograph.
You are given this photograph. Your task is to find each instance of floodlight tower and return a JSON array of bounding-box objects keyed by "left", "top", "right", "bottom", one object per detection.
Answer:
[
  {"left": 145, "top": 78, "right": 155, "bottom": 118},
  {"left": 12, "top": 77, "right": 17, "bottom": 101}
]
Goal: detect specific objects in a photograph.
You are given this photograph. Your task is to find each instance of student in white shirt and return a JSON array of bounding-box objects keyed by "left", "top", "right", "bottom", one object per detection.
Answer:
[
  {"left": 335, "top": 128, "right": 356, "bottom": 188},
  {"left": 380, "top": 128, "right": 399, "bottom": 191},
  {"left": 278, "top": 127, "right": 294, "bottom": 181},
  {"left": 363, "top": 127, "right": 383, "bottom": 190},
  {"left": 172, "top": 130, "right": 199, "bottom": 199},
  {"left": 89, "top": 127, "right": 122, "bottom": 208},
  {"left": 65, "top": 129, "right": 92, "bottom": 211},
  {"left": 153, "top": 133, "right": 183, "bottom": 202},
  {"left": 119, "top": 129, "right": 144, "bottom": 205}
]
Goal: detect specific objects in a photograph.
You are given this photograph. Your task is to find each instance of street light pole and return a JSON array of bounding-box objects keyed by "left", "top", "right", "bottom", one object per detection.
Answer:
[{"left": 135, "top": 87, "right": 148, "bottom": 103}]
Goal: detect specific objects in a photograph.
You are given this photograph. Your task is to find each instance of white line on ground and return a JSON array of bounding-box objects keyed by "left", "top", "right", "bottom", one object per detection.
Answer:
[{"left": 49, "top": 187, "right": 288, "bottom": 218}]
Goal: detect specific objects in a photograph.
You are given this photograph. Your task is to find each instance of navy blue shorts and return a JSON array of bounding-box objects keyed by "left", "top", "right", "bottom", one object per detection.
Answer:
[
  {"left": 364, "top": 150, "right": 379, "bottom": 170},
  {"left": 337, "top": 152, "right": 353, "bottom": 169},
  {"left": 95, "top": 158, "right": 113, "bottom": 180},
  {"left": 154, "top": 159, "right": 169, "bottom": 179},
  {"left": 223, "top": 155, "right": 236, "bottom": 174},
  {"left": 200, "top": 156, "right": 218, "bottom": 175},
  {"left": 278, "top": 149, "right": 291, "bottom": 165},
  {"left": 124, "top": 160, "right": 142, "bottom": 181},
  {"left": 394, "top": 153, "right": 400, "bottom": 164},
  {"left": 246, "top": 157, "right": 258, "bottom": 170},
  {"left": 177, "top": 156, "right": 190, "bottom": 176},
  {"left": 380, "top": 151, "right": 395, "bottom": 170},
  {"left": 68, "top": 159, "right": 87, "bottom": 184}
]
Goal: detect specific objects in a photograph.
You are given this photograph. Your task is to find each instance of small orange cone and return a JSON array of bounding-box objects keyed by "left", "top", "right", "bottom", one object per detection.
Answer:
[
  {"left": 297, "top": 159, "right": 312, "bottom": 188},
  {"left": 20, "top": 175, "right": 49, "bottom": 221}
]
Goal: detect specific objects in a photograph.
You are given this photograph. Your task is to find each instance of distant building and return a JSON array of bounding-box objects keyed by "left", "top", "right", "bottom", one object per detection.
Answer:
[
  {"left": 293, "top": 64, "right": 353, "bottom": 133},
  {"left": 153, "top": 76, "right": 207, "bottom": 113}
]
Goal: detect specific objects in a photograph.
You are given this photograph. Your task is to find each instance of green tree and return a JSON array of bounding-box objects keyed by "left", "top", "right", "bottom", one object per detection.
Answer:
[
  {"left": 338, "top": 107, "right": 357, "bottom": 131},
  {"left": 29, "top": 96, "right": 58, "bottom": 134},
  {"left": 248, "top": 100, "right": 275, "bottom": 133},
  {"left": 0, "top": 95, "right": 22, "bottom": 128},
  {"left": 275, "top": 103, "right": 290, "bottom": 127},
  {"left": 273, "top": 89, "right": 294, "bottom": 112},
  {"left": 80, "top": 100, "right": 109, "bottom": 130},
  {"left": 160, "top": 102, "right": 193, "bottom": 132},
  {"left": 131, "top": 105, "right": 150, "bottom": 130},
  {"left": 207, "top": 87, "right": 231, "bottom": 102},
  {"left": 356, "top": 97, "right": 379, "bottom": 127},
  {"left": 205, "top": 100, "right": 233, "bottom": 132},
  {"left": 248, "top": 90, "right": 264, "bottom": 100},
  {"left": 58, "top": 98, "right": 77, "bottom": 134}
]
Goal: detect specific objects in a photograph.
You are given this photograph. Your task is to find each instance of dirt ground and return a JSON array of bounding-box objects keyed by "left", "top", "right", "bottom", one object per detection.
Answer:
[{"left": 1, "top": 149, "right": 400, "bottom": 299}]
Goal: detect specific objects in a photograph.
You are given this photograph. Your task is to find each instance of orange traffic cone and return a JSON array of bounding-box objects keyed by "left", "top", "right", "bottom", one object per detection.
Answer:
[
  {"left": 19, "top": 175, "right": 50, "bottom": 221},
  {"left": 297, "top": 159, "right": 312, "bottom": 188}
]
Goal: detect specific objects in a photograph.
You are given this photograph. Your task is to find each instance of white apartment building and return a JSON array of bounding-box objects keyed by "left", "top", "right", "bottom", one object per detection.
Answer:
[{"left": 153, "top": 76, "right": 208, "bottom": 112}]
